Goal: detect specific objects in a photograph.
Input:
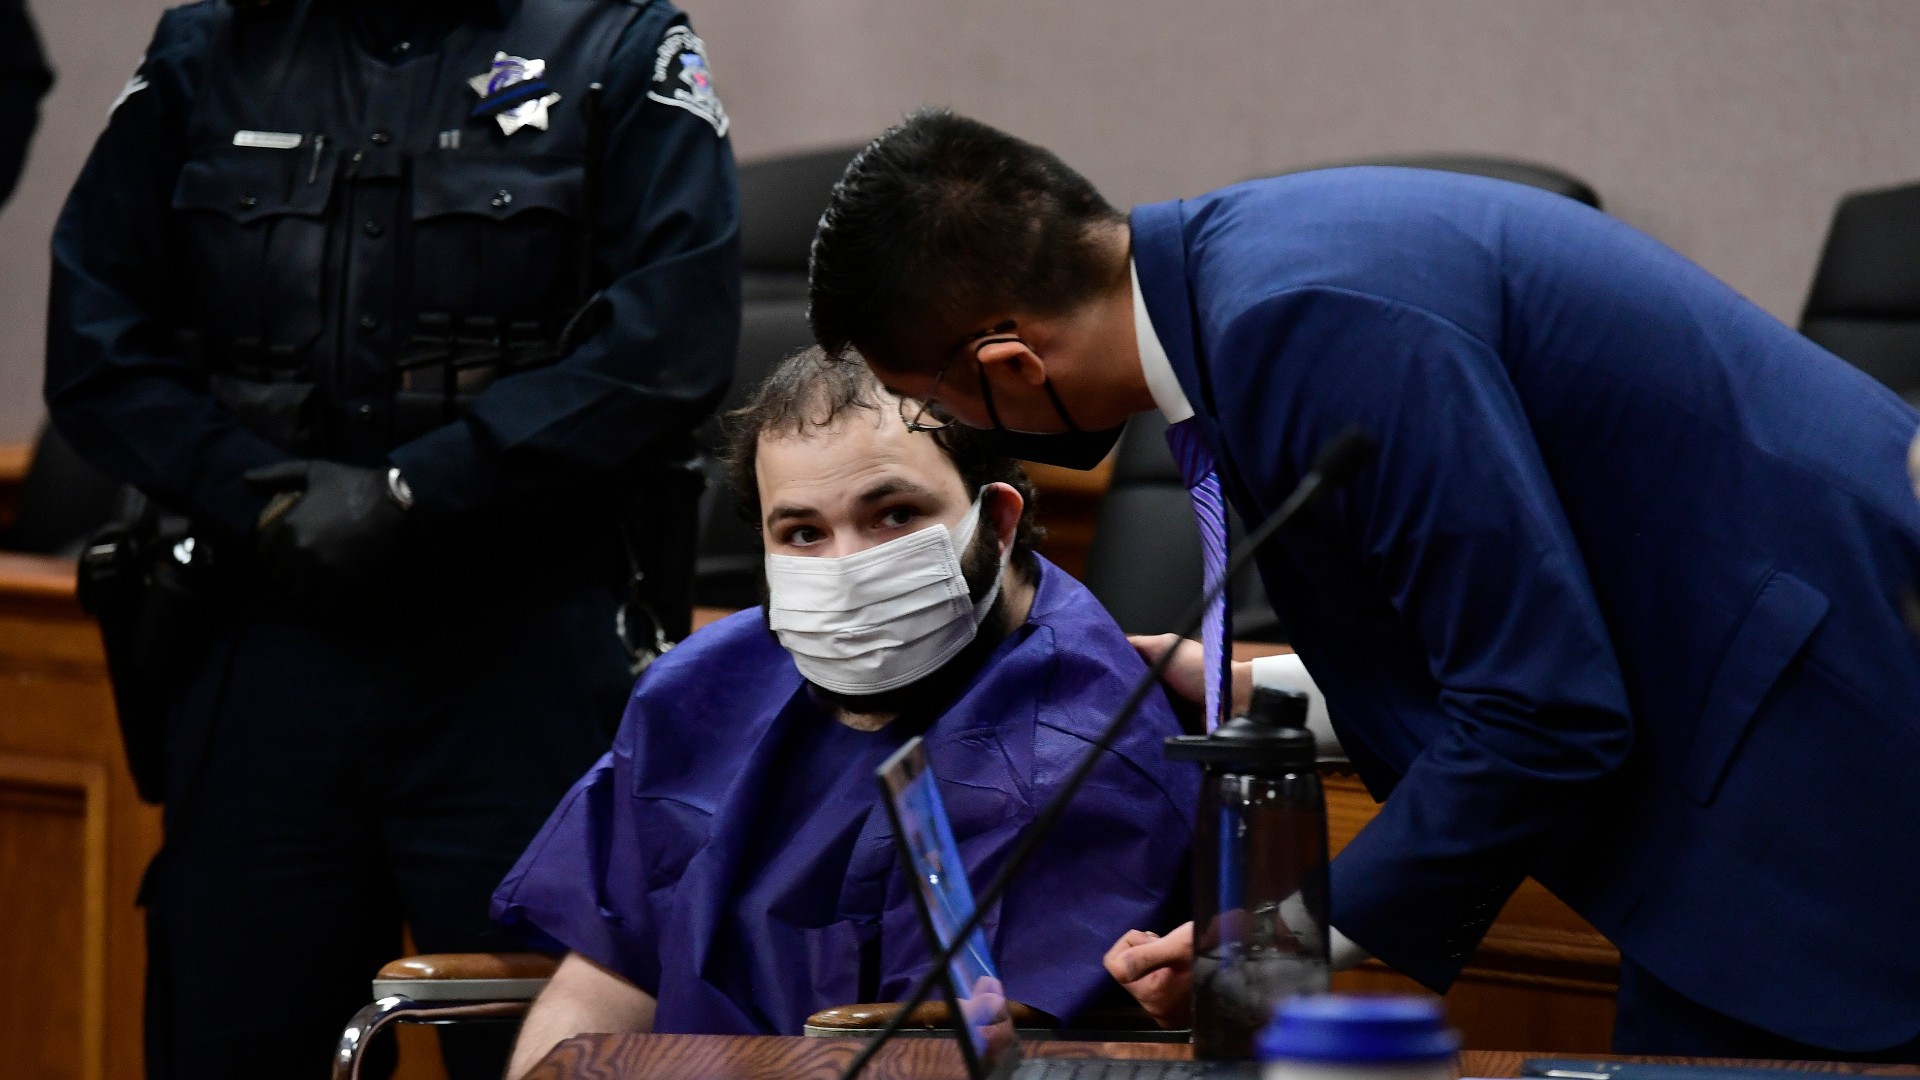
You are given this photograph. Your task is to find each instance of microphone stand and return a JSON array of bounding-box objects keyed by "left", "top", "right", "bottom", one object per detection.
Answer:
[{"left": 839, "top": 427, "right": 1379, "bottom": 1080}]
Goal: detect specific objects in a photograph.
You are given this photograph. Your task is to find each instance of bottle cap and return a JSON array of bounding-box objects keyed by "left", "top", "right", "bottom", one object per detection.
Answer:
[
  {"left": 1257, "top": 995, "right": 1460, "bottom": 1063},
  {"left": 1164, "top": 686, "right": 1314, "bottom": 768}
]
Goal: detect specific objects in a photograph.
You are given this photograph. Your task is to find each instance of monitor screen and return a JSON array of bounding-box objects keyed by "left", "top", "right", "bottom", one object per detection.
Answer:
[{"left": 877, "top": 737, "right": 1018, "bottom": 1074}]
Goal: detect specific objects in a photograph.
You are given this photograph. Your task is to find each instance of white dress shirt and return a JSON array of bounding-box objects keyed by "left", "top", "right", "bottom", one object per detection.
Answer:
[{"left": 1132, "top": 259, "right": 1194, "bottom": 424}]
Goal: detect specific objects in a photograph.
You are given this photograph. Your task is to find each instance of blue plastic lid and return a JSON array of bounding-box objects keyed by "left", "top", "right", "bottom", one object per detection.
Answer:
[{"left": 1258, "top": 995, "right": 1461, "bottom": 1063}]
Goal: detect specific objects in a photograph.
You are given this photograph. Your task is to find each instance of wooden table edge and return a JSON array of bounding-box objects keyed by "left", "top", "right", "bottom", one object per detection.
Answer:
[{"left": 527, "top": 1033, "right": 1920, "bottom": 1079}]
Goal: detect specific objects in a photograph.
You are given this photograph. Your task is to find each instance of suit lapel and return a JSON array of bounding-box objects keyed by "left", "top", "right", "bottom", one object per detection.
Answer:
[
  {"left": 1131, "top": 199, "right": 1262, "bottom": 517},
  {"left": 1131, "top": 200, "right": 1231, "bottom": 471}
]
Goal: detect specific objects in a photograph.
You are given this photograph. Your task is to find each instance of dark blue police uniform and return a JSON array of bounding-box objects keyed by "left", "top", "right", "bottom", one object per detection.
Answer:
[{"left": 44, "top": 0, "right": 739, "bottom": 1076}]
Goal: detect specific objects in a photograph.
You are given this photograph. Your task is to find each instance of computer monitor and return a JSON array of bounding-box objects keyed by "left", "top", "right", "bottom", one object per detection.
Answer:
[{"left": 877, "top": 736, "right": 1022, "bottom": 1079}]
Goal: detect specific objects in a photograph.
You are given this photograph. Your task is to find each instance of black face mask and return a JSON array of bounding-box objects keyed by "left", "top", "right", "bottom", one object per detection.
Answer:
[
  {"left": 967, "top": 425, "right": 1124, "bottom": 471},
  {"left": 967, "top": 334, "right": 1125, "bottom": 471}
]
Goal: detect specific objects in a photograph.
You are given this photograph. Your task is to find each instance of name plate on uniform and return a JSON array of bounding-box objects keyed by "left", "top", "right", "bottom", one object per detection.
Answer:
[{"left": 232, "top": 130, "right": 304, "bottom": 150}]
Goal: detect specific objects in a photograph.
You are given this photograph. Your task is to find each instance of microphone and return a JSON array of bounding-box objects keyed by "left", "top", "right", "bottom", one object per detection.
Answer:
[{"left": 839, "top": 426, "right": 1380, "bottom": 1080}]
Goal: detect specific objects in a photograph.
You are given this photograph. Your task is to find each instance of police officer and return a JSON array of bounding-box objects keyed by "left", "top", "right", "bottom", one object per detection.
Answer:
[
  {"left": 0, "top": 0, "right": 52, "bottom": 206},
  {"left": 45, "top": 1, "right": 739, "bottom": 1076}
]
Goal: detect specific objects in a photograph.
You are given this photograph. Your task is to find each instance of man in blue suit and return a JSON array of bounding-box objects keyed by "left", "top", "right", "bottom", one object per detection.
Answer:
[{"left": 805, "top": 109, "right": 1920, "bottom": 1059}]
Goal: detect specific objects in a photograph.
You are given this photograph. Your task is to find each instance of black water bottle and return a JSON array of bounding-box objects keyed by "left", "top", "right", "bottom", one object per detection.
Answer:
[{"left": 1165, "top": 686, "right": 1331, "bottom": 1060}]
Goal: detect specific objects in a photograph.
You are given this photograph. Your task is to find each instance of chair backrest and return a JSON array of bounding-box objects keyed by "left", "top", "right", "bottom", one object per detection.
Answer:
[
  {"left": 1324, "top": 154, "right": 1603, "bottom": 209},
  {"left": 738, "top": 144, "right": 862, "bottom": 284},
  {"left": 1800, "top": 179, "right": 1920, "bottom": 401},
  {"left": 2, "top": 424, "right": 131, "bottom": 558},
  {"left": 692, "top": 145, "right": 863, "bottom": 609},
  {"left": 1258, "top": 154, "right": 1599, "bottom": 210}
]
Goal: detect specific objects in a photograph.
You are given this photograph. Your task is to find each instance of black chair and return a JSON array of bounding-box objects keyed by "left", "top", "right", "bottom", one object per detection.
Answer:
[
  {"left": 1310, "top": 154, "right": 1602, "bottom": 209},
  {"left": 691, "top": 145, "right": 863, "bottom": 609},
  {"left": 2, "top": 423, "right": 131, "bottom": 558},
  {"left": 1800, "top": 179, "right": 1920, "bottom": 402},
  {"left": 1082, "top": 155, "right": 1602, "bottom": 644}
]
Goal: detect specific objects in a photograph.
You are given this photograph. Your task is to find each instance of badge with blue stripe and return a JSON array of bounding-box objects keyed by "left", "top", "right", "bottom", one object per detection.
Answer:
[{"left": 469, "top": 53, "right": 561, "bottom": 136}]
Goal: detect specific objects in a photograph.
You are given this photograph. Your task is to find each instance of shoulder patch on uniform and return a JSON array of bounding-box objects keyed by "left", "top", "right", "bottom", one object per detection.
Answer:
[
  {"left": 110, "top": 60, "right": 150, "bottom": 117},
  {"left": 646, "top": 24, "right": 728, "bottom": 137}
]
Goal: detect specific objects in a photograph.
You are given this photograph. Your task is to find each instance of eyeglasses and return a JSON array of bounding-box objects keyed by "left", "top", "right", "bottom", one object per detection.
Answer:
[
  {"left": 898, "top": 360, "right": 959, "bottom": 432},
  {"left": 896, "top": 322, "right": 1020, "bottom": 433}
]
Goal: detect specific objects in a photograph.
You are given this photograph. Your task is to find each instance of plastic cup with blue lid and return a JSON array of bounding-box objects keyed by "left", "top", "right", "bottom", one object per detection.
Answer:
[{"left": 1259, "top": 995, "right": 1461, "bottom": 1080}]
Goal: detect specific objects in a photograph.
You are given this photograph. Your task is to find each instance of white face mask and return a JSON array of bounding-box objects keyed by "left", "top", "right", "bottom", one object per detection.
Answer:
[{"left": 765, "top": 491, "right": 1009, "bottom": 696}]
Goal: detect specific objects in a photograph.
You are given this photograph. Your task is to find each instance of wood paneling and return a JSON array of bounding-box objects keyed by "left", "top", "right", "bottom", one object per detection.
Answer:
[
  {"left": 0, "top": 554, "right": 162, "bottom": 1080},
  {"left": 0, "top": 440, "right": 27, "bottom": 535},
  {"left": 0, "top": 756, "right": 107, "bottom": 1080}
]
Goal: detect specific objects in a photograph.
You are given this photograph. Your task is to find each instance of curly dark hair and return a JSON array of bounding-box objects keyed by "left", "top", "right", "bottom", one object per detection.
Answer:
[
  {"left": 807, "top": 108, "right": 1126, "bottom": 372},
  {"left": 722, "top": 346, "right": 1043, "bottom": 574}
]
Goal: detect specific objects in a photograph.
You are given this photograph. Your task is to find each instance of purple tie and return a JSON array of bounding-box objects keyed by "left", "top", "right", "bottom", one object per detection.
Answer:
[{"left": 1165, "top": 419, "right": 1232, "bottom": 731}]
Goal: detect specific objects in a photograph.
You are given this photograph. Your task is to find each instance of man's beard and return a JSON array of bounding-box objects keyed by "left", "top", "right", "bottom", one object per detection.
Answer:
[{"left": 764, "top": 513, "right": 1017, "bottom": 725}]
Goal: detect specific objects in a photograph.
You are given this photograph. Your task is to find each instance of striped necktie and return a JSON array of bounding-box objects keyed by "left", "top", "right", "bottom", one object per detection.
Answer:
[{"left": 1165, "top": 419, "right": 1232, "bottom": 731}]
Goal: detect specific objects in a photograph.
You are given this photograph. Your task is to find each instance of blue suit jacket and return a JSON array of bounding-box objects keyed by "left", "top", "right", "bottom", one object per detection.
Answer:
[{"left": 1131, "top": 168, "right": 1920, "bottom": 1050}]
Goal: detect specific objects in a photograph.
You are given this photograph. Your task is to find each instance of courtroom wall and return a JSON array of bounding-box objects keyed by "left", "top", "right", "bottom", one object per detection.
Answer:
[
  {"left": 0, "top": 0, "right": 177, "bottom": 445},
  {"left": 3, "top": 0, "right": 1918, "bottom": 443}
]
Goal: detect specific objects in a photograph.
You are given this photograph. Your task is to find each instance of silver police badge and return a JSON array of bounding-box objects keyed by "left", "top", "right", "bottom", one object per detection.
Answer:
[{"left": 469, "top": 53, "right": 562, "bottom": 136}]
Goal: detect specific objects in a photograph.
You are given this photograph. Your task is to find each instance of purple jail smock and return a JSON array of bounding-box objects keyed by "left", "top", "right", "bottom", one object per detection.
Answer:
[{"left": 491, "top": 556, "right": 1197, "bottom": 1035}]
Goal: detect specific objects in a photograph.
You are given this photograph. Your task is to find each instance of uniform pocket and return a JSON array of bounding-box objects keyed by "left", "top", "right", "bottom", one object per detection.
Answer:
[
  {"left": 172, "top": 146, "right": 338, "bottom": 363},
  {"left": 408, "top": 154, "right": 584, "bottom": 325},
  {"left": 1683, "top": 570, "right": 1830, "bottom": 805}
]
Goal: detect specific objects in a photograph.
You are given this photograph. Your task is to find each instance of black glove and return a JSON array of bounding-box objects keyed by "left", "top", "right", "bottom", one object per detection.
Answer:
[{"left": 243, "top": 460, "right": 408, "bottom": 604}]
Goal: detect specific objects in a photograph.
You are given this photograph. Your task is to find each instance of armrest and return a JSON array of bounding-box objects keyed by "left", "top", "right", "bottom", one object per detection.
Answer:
[
  {"left": 371, "top": 952, "right": 559, "bottom": 1003},
  {"left": 1230, "top": 641, "right": 1292, "bottom": 663}
]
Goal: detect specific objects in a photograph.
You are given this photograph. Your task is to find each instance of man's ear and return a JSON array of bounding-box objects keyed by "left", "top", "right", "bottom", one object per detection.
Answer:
[
  {"left": 983, "top": 481, "right": 1024, "bottom": 557},
  {"left": 975, "top": 339, "right": 1050, "bottom": 387}
]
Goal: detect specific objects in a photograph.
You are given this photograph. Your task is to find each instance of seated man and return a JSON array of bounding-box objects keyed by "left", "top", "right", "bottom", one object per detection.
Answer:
[{"left": 494, "top": 346, "right": 1196, "bottom": 1073}]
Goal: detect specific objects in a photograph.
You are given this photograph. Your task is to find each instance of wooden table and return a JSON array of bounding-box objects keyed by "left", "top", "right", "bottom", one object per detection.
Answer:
[{"left": 524, "top": 1035, "right": 1920, "bottom": 1080}]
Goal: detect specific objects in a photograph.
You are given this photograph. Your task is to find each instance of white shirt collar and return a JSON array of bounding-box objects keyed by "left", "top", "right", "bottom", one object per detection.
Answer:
[{"left": 1131, "top": 258, "right": 1194, "bottom": 424}]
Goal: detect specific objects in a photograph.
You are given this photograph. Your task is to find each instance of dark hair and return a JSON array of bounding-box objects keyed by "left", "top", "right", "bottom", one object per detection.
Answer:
[
  {"left": 808, "top": 108, "right": 1126, "bottom": 372},
  {"left": 723, "top": 346, "right": 1043, "bottom": 574}
]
